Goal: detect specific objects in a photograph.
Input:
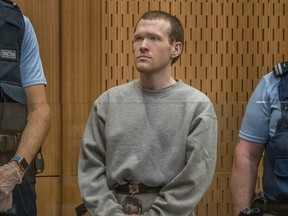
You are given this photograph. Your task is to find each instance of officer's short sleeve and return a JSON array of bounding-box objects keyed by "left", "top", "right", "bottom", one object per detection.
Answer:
[
  {"left": 239, "top": 77, "right": 271, "bottom": 143},
  {"left": 20, "top": 16, "right": 47, "bottom": 88}
]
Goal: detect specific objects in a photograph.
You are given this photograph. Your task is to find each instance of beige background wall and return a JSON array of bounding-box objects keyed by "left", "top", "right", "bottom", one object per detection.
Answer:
[{"left": 16, "top": 0, "right": 288, "bottom": 215}]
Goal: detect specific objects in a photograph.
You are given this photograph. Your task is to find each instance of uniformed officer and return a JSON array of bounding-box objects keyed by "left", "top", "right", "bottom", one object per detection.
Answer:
[
  {"left": 0, "top": 0, "right": 51, "bottom": 215},
  {"left": 231, "top": 62, "right": 288, "bottom": 216}
]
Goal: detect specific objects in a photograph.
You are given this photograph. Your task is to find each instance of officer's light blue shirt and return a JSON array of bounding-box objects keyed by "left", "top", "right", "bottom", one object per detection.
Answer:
[
  {"left": 20, "top": 16, "right": 47, "bottom": 88},
  {"left": 239, "top": 72, "right": 281, "bottom": 144}
]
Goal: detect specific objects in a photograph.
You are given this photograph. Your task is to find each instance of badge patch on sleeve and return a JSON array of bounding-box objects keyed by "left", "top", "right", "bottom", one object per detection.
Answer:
[{"left": 0, "top": 48, "right": 17, "bottom": 61}]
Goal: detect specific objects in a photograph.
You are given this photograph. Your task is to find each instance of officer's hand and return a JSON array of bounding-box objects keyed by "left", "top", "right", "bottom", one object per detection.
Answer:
[{"left": 0, "top": 163, "right": 22, "bottom": 212}]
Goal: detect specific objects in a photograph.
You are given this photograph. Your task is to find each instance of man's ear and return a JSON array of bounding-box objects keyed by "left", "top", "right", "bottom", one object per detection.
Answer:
[{"left": 171, "top": 42, "right": 182, "bottom": 58}]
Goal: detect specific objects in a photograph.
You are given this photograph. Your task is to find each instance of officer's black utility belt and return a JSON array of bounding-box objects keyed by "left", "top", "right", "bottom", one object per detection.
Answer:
[{"left": 115, "top": 183, "right": 162, "bottom": 194}]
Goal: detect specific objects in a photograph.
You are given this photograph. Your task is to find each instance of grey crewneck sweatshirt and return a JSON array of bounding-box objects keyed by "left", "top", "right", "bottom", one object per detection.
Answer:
[{"left": 78, "top": 79, "right": 217, "bottom": 216}]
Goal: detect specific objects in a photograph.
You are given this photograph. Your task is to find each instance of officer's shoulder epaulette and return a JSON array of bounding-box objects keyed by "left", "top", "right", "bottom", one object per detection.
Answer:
[
  {"left": 0, "top": 0, "right": 18, "bottom": 8},
  {"left": 272, "top": 61, "right": 288, "bottom": 77}
]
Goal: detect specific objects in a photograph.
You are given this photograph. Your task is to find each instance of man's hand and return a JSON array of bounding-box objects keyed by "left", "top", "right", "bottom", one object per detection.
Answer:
[{"left": 0, "top": 163, "right": 22, "bottom": 212}]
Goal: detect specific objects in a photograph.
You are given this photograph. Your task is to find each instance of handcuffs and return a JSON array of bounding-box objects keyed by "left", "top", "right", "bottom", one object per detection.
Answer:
[{"left": 122, "top": 184, "right": 142, "bottom": 214}]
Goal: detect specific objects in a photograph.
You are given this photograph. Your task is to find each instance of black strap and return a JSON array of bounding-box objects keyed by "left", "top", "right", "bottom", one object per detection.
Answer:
[
  {"left": 75, "top": 203, "right": 88, "bottom": 216},
  {"left": 115, "top": 183, "right": 162, "bottom": 194},
  {"left": 34, "top": 150, "right": 45, "bottom": 174}
]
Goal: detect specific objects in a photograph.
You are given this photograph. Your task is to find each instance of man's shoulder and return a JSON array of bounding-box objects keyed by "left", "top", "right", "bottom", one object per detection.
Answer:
[
  {"left": 179, "top": 81, "right": 212, "bottom": 102},
  {"left": 97, "top": 81, "right": 136, "bottom": 101},
  {"left": 105, "top": 80, "right": 135, "bottom": 95},
  {"left": 259, "top": 71, "right": 280, "bottom": 97}
]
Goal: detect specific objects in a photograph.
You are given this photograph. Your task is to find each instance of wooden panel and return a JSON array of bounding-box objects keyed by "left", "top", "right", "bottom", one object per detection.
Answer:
[
  {"left": 36, "top": 177, "right": 61, "bottom": 216},
  {"left": 61, "top": 0, "right": 102, "bottom": 177},
  {"left": 61, "top": 0, "right": 101, "bottom": 214},
  {"left": 62, "top": 176, "right": 89, "bottom": 216}
]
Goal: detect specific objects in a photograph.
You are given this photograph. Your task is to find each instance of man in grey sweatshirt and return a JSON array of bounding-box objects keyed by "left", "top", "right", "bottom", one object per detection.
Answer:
[{"left": 78, "top": 11, "right": 218, "bottom": 216}]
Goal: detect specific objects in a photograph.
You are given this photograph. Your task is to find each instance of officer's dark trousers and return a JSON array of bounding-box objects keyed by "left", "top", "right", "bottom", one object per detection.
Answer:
[{"left": 0, "top": 165, "right": 36, "bottom": 216}]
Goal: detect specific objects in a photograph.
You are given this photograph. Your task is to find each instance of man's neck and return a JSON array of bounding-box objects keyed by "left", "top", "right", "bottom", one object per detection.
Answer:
[{"left": 139, "top": 74, "right": 176, "bottom": 90}]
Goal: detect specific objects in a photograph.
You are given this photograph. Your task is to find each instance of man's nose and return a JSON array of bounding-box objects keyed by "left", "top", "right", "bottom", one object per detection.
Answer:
[{"left": 140, "top": 39, "right": 149, "bottom": 51}]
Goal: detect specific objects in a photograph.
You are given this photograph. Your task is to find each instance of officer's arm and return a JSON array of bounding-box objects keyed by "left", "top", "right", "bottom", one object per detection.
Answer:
[
  {"left": 11, "top": 84, "right": 51, "bottom": 174},
  {"left": 230, "top": 138, "right": 264, "bottom": 216}
]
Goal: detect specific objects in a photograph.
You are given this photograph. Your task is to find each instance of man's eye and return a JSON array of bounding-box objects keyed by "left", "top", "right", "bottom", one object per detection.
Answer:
[
  {"left": 151, "top": 36, "right": 158, "bottom": 41},
  {"left": 134, "top": 37, "right": 142, "bottom": 42}
]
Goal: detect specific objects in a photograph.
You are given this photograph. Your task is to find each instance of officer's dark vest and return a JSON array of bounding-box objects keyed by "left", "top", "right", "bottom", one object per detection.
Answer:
[
  {"left": 0, "top": 0, "right": 27, "bottom": 133},
  {"left": 262, "top": 62, "right": 288, "bottom": 203}
]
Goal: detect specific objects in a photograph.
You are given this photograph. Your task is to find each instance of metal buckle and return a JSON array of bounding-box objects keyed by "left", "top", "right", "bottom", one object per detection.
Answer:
[
  {"left": 122, "top": 184, "right": 142, "bottom": 214},
  {"left": 128, "top": 184, "right": 139, "bottom": 195},
  {"left": 123, "top": 195, "right": 142, "bottom": 214}
]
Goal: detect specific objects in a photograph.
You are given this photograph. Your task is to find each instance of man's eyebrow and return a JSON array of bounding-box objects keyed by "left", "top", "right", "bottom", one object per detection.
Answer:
[{"left": 134, "top": 32, "right": 162, "bottom": 38}]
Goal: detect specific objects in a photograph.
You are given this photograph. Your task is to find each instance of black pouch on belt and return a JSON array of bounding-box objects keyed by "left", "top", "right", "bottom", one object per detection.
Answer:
[{"left": 0, "top": 90, "right": 27, "bottom": 164}]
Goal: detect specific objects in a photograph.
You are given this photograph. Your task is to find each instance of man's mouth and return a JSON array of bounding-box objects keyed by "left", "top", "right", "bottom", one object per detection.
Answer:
[{"left": 137, "top": 55, "right": 150, "bottom": 60}]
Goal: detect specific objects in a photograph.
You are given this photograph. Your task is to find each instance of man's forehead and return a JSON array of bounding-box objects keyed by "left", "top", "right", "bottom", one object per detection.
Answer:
[
  {"left": 137, "top": 18, "right": 170, "bottom": 26},
  {"left": 134, "top": 19, "right": 171, "bottom": 34}
]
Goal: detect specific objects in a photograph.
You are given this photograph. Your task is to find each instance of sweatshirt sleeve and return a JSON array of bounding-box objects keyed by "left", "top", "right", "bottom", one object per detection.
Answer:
[
  {"left": 143, "top": 102, "right": 218, "bottom": 216},
  {"left": 78, "top": 103, "right": 125, "bottom": 216}
]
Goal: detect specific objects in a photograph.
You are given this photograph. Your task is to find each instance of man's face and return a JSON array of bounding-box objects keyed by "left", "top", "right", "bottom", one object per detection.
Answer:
[{"left": 133, "top": 19, "right": 176, "bottom": 74}]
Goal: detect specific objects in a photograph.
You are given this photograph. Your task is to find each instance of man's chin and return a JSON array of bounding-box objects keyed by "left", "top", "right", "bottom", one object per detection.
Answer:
[{"left": 136, "top": 66, "right": 150, "bottom": 74}]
